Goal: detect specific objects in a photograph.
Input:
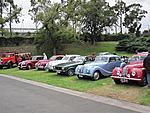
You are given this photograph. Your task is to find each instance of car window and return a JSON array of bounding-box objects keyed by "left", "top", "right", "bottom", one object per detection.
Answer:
[
  {"left": 37, "top": 57, "right": 44, "bottom": 60},
  {"left": 95, "top": 56, "right": 108, "bottom": 62},
  {"left": 62, "top": 56, "right": 69, "bottom": 60},
  {"left": 109, "top": 57, "right": 116, "bottom": 62},
  {"left": 115, "top": 57, "right": 121, "bottom": 61},
  {"left": 73, "top": 56, "right": 85, "bottom": 62},
  {"left": 70, "top": 56, "right": 76, "bottom": 61},
  {"left": 56, "top": 57, "right": 63, "bottom": 60}
]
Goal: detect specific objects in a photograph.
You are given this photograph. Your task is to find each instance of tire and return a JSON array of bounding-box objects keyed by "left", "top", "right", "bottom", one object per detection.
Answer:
[
  {"left": 27, "top": 65, "right": 31, "bottom": 70},
  {"left": 67, "top": 69, "right": 74, "bottom": 76},
  {"left": 45, "top": 68, "right": 50, "bottom": 72},
  {"left": 0, "top": 66, "right": 3, "bottom": 69},
  {"left": 114, "top": 79, "right": 121, "bottom": 84},
  {"left": 92, "top": 71, "right": 100, "bottom": 81},
  {"left": 138, "top": 75, "right": 147, "bottom": 86},
  {"left": 7, "top": 62, "right": 13, "bottom": 69}
]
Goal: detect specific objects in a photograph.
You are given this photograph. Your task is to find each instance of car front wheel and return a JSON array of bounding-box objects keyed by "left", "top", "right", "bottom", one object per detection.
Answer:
[
  {"left": 67, "top": 69, "right": 74, "bottom": 76},
  {"left": 27, "top": 65, "right": 31, "bottom": 70},
  {"left": 138, "top": 75, "right": 147, "bottom": 86},
  {"left": 114, "top": 79, "right": 121, "bottom": 84},
  {"left": 92, "top": 71, "right": 100, "bottom": 81}
]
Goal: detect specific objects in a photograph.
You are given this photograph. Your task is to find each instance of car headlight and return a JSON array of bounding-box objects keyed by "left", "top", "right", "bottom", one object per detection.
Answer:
[
  {"left": 132, "top": 71, "right": 136, "bottom": 77},
  {"left": 22, "top": 61, "right": 26, "bottom": 65},
  {"left": 86, "top": 69, "right": 90, "bottom": 74},
  {"left": 62, "top": 67, "right": 65, "bottom": 70},
  {"left": 116, "top": 71, "right": 121, "bottom": 76}
]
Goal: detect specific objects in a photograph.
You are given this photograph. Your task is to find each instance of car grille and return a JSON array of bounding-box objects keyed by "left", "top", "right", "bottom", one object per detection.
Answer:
[
  {"left": 122, "top": 68, "right": 128, "bottom": 76},
  {"left": 55, "top": 67, "right": 62, "bottom": 70},
  {"left": 80, "top": 67, "right": 84, "bottom": 73}
]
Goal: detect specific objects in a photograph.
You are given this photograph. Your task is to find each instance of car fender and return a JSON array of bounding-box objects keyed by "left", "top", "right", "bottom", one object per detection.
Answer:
[
  {"left": 91, "top": 66, "right": 112, "bottom": 76},
  {"left": 132, "top": 68, "right": 145, "bottom": 78},
  {"left": 112, "top": 67, "right": 123, "bottom": 76}
]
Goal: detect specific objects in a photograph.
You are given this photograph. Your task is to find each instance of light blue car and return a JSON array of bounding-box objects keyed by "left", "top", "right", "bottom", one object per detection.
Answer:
[{"left": 75, "top": 55, "right": 122, "bottom": 80}]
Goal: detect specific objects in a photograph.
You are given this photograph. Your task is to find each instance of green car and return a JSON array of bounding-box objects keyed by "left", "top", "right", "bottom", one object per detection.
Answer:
[{"left": 55, "top": 56, "right": 88, "bottom": 76}]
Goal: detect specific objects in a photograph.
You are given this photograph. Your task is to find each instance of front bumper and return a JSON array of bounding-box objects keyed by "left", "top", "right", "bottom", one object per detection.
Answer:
[
  {"left": 18, "top": 65, "right": 27, "bottom": 69},
  {"left": 75, "top": 72, "right": 92, "bottom": 76},
  {"left": 111, "top": 76, "right": 141, "bottom": 81}
]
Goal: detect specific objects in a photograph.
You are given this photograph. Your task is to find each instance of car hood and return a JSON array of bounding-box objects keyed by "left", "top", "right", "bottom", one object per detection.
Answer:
[
  {"left": 38, "top": 60, "right": 50, "bottom": 64},
  {"left": 48, "top": 60, "right": 69, "bottom": 66},
  {"left": 56, "top": 61, "right": 83, "bottom": 68},
  {"left": 83, "top": 61, "right": 107, "bottom": 68},
  {"left": 124, "top": 62, "right": 143, "bottom": 69}
]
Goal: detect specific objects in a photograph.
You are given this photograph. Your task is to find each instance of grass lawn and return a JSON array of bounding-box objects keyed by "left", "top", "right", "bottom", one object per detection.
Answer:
[
  {"left": 0, "top": 68, "right": 150, "bottom": 106},
  {"left": 64, "top": 41, "right": 133, "bottom": 57}
]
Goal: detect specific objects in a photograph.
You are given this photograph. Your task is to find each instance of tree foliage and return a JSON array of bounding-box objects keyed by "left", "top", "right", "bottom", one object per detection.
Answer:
[{"left": 81, "top": 0, "right": 117, "bottom": 45}]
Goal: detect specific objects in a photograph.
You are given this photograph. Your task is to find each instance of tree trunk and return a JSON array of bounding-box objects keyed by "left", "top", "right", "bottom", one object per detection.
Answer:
[{"left": 53, "top": 47, "right": 56, "bottom": 55}]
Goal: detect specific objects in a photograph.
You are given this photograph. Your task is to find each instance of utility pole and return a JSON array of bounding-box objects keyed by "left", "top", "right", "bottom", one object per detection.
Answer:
[{"left": 9, "top": 5, "right": 12, "bottom": 38}]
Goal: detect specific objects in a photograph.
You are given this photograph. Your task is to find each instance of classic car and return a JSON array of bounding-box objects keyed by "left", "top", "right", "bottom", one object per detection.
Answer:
[
  {"left": 18, "top": 55, "right": 44, "bottom": 70},
  {"left": 45, "top": 55, "right": 80, "bottom": 72},
  {"left": 111, "top": 52, "right": 148, "bottom": 86},
  {"left": 35, "top": 55, "right": 64, "bottom": 70},
  {"left": 75, "top": 55, "right": 122, "bottom": 80},
  {"left": 55, "top": 56, "right": 88, "bottom": 76}
]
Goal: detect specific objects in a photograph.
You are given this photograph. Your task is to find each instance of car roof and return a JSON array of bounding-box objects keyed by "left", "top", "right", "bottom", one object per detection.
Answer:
[
  {"left": 97, "top": 54, "right": 120, "bottom": 57},
  {"left": 32, "top": 55, "right": 43, "bottom": 57},
  {"left": 65, "top": 55, "right": 80, "bottom": 57}
]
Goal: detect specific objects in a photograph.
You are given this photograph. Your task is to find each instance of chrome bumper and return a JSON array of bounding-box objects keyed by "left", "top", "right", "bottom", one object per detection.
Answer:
[{"left": 111, "top": 76, "right": 141, "bottom": 81}]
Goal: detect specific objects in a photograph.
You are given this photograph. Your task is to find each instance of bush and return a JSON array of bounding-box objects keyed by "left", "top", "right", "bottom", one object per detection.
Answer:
[{"left": 116, "top": 36, "right": 150, "bottom": 53}]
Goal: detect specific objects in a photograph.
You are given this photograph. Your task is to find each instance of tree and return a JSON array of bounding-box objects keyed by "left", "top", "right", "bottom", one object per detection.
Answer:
[
  {"left": 112, "top": 0, "right": 126, "bottom": 34},
  {"left": 30, "top": 1, "right": 78, "bottom": 54},
  {"left": 0, "top": 0, "right": 22, "bottom": 37},
  {"left": 81, "top": 0, "right": 117, "bottom": 45},
  {"left": 123, "top": 3, "right": 147, "bottom": 36}
]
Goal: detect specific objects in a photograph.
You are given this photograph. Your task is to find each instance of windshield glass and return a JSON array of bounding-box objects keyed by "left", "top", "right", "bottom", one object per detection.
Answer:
[
  {"left": 62, "top": 56, "right": 69, "bottom": 60},
  {"left": 129, "top": 55, "right": 146, "bottom": 62},
  {"left": 49, "top": 56, "right": 56, "bottom": 60},
  {"left": 32, "top": 56, "right": 37, "bottom": 60},
  {"left": 94, "top": 56, "right": 108, "bottom": 62},
  {"left": 73, "top": 57, "right": 85, "bottom": 62}
]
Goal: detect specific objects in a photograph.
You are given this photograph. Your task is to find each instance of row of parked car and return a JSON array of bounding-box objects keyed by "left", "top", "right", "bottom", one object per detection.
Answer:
[{"left": 16, "top": 52, "right": 148, "bottom": 86}]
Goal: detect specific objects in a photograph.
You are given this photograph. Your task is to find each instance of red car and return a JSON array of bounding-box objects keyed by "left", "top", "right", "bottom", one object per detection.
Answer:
[
  {"left": 111, "top": 52, "right": 148, "bottom": 86},
  {"left": 35, "top": 55, "right": 64, "bottom": 70},
  {"left": 0, "top": 52, "right": 17, "bottom": 69},
  {"left": 18, "top": 55, "right": 44, "bottom": 70}
]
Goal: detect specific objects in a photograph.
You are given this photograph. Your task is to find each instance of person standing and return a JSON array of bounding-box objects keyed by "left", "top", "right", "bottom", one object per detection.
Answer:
[
  {"left": 43, "top": 53, "right": 48, "bottom": 60},
  {"left": 143, "top": 52, "right": 150, "bottom": 87}
]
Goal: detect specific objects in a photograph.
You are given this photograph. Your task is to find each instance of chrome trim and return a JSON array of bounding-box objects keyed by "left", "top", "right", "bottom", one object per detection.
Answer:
[{"left": 111, "top": 76, "right": 141, "bottom": 81}]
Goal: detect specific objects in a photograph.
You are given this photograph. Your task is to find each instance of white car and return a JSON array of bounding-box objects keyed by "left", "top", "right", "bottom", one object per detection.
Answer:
[{"left": 45, "top": 55, "right": 80, "bottom": 72}]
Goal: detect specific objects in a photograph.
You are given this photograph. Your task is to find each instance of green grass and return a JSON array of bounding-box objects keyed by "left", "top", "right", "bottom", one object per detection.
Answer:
[
  {"left": 0, "top": 68, "right": 111, "bottom": 92},
  {"left": 64, "top": 41, "right": 133, "bottom": 56}
]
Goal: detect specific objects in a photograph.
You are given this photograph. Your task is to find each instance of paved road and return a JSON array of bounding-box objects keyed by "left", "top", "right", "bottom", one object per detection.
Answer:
[{"left": 0, "top": 76, "right": 139, "bottom": 113}]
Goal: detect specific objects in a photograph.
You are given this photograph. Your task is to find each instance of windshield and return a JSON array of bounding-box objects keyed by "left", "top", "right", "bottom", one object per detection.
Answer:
[
  {"left": 94, "top": 56, "right": 109, "bottom": 62},
  {"left": 62, "top": 56, "right": 69, "bottom": 60},
  {"left": 49, "top": 56, "right": 56, "bottom": 60},
  {"left": 73, "top": 57, "right": 85, "bottom": 62},
  {"left": 32, "top": 56, "right": 37, "bottom": 60},
  {"left": 129, "top": 55, "right": 146, "bottom": 62}
]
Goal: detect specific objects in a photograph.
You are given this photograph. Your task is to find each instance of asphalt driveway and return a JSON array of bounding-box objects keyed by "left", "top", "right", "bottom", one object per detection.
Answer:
[{"left": 0, "top": 75, "right": 141, "bottom": 113}]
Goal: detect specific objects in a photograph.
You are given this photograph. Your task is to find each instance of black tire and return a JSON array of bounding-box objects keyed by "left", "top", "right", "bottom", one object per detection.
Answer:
[
  {"left": 0, "top": 66, "right": 3, "bottom": 69},
  {"left": 92, "top": 71, "right": 100, "bottom": 81},
  {"left": 67, "top": 69, "right": 74, "bottom": 76},
  {"left": 45, "top": 68, "right": 50, "bottom": 72},
  {"left": 27, "top": 65, "right": 31, "bottom": 70},
  {"left": 114, "top": 79, "right": 121, "bottom": 84},
  {"left": 7, "top": 62, "right": 13, "bottom": 69},
  {"left": 138, "top": 75, "right": 147, "bottom": 86}
]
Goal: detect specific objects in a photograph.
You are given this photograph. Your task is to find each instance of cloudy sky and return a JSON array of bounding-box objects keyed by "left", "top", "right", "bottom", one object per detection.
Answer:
[{"left": 12, "top": 0, "right": 150, "bottom": 32}]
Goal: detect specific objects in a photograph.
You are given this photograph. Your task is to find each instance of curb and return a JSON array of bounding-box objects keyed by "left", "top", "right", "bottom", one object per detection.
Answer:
[{"left": 1, "top": 74, "right": 150, "bottom": 113}]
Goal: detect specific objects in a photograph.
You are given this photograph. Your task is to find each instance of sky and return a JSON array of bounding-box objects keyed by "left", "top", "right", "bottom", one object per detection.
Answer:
[{"left": 11, "top": 0, "right": 150, "bottom": 32}]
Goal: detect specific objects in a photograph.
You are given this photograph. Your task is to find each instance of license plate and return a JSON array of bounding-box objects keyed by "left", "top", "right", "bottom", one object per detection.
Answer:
[
  {"left": 57, "top": 70, "right": 61, "bottom": 73},
  {"left": 121, "top": 78, "right": 128, "bottom": 83}
]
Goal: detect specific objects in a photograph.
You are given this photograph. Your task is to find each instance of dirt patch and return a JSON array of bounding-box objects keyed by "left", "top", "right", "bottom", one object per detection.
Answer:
[{"left": 88, "top": 84, "right": 143, "bottom": 103}]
